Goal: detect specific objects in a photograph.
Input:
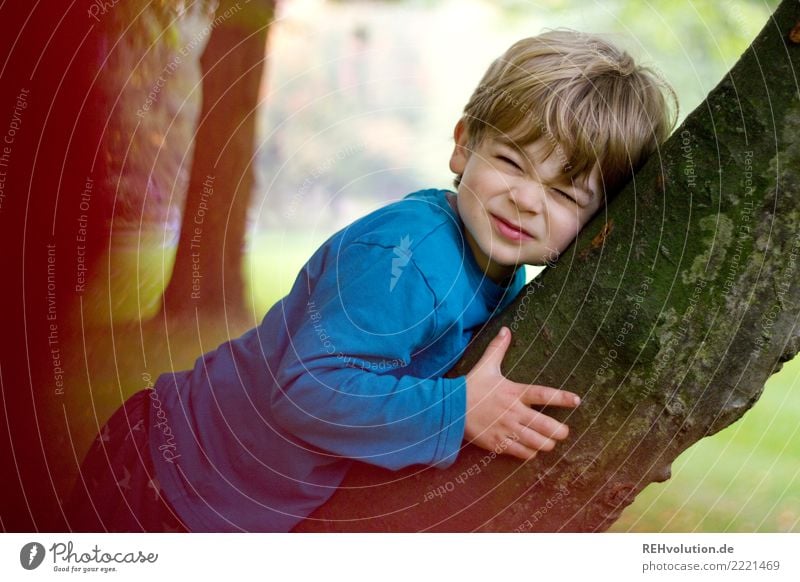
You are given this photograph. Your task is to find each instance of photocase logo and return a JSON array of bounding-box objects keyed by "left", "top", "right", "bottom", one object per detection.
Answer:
[
  {"left": 390, "top": 235, "right": 413, "bottom": 292},
  {"left": 20, "top": 542, "right": 45, "bottom": 570}
]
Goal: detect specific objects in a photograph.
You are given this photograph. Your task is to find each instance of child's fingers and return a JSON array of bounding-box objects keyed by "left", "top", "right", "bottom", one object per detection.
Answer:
[
  {"left": 515, "top": 426, "right": 558, "bottom": 452},
  {"left": 500, "top": 439, "right": 539, "bottom": 462},
  {"left": 520, "top": 384, "right": 581, "bottom": 408},
  {"left": 520, "top": 409, "right": 570, "bottom": 440}
]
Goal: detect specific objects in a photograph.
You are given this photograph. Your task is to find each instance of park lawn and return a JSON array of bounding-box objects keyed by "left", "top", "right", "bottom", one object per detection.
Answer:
[
  {"left": 244, "top": 230, "right": 332, "bottom": 317},
  {"left": 83, "top": 230, "right": 799, "bottom": 532}
]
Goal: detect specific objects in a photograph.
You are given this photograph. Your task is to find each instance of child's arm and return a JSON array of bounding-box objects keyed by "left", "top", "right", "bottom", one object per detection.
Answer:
[
  {"left": 464, "top": 327, "right": 580, "bottom": 461},
  {"left": 270, "top": 241, "right": 466, "bottom": 471}
]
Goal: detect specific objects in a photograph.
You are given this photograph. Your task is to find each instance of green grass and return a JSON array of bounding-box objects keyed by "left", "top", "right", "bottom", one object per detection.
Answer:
[
  {"left": 244, "top": 230, "right": 332, "bottom": 316},
  {"left": 81, "top": 230, "right": 800, "bottom": 532}
]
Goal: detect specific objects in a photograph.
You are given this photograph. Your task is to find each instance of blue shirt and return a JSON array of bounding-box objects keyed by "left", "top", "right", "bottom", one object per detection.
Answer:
[{"left": 149, "top": 189, "right": 526, "bottom": 531}]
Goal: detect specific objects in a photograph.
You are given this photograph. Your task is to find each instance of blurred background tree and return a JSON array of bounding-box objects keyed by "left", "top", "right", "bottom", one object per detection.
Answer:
[{"left": 159, "top": 0, "right": 275, "bottom": 320}]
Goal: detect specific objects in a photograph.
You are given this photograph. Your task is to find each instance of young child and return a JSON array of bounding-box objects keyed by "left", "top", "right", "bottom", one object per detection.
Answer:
[{"left": 68, "top": 30, "right": 675, "bottom": 532}]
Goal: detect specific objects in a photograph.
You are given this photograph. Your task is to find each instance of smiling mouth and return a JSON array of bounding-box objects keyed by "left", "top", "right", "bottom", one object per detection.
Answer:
[{"left": 491, "top": 214, "right": 534, "bottom": 241}]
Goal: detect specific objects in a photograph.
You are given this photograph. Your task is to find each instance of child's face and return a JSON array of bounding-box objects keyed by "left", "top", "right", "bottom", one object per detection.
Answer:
[{"left": 449, "top": 121, "right": 603, "bottom": 282}]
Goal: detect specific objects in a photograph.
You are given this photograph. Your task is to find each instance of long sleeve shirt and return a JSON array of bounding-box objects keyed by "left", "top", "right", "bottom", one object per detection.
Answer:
[{"left": 149, "top": 188, "right": 526, "bottom": 531}]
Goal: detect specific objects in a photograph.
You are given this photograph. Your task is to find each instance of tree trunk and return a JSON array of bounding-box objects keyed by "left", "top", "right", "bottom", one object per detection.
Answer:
[
  {"left": 0, "top": 0, "right": 120, "bottom": 530},
  {"left": 160, "top": 0, "right": 273, "bottom": 320},
  {"left": 294, "top": 0, "right": 800, "bottom": 532}
]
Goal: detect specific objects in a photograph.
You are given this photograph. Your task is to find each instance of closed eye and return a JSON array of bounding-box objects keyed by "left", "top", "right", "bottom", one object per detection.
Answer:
[
  {"left": 497, "top": 155, "right": 523, "bottom": 171},
  {"left": 550, "top": 187, "right": 576, "bottom": 204}
]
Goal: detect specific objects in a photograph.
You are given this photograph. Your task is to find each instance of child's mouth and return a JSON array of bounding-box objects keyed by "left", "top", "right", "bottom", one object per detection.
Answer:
[{"left": 491, "top": 214, "right": 534, "bottom": 242}]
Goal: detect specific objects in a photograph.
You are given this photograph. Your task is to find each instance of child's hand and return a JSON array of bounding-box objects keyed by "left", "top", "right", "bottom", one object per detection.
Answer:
[{"left": 464, "top": 326, "right": 581, "bottom": 461}]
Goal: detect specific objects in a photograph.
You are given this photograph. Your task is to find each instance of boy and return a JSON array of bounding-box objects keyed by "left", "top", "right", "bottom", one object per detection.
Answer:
[{"left": 68, "top": 30, "right": 676, "bottom": 532}]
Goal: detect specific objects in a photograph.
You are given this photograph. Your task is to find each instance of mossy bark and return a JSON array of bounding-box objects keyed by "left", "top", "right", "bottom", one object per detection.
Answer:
[{"left": 294, "top": 0, "right": 800, "bottom": 532}]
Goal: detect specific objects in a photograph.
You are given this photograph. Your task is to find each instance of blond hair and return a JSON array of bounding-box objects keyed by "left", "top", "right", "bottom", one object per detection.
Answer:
[{"left": 458, "top": 30, "right": 677, "bottom": 196}]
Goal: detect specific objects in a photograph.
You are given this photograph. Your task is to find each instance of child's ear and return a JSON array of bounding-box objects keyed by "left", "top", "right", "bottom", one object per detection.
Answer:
[{"left": 449, "top": 119, "right": 470, "bottom": 174}]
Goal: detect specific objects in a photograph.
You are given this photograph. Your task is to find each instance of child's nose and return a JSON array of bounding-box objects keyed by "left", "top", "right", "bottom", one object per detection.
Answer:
[{"left": 509, "top": 183, "right": 545, "bottom": 214}]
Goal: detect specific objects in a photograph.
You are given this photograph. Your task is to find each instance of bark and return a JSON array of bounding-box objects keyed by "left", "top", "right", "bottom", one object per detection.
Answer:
[
  {"left": 294, "top": 0, "right": 800, "bottom": 532},
  {"left": 160, "top": 0, "right": 273, "bottom": 320}
]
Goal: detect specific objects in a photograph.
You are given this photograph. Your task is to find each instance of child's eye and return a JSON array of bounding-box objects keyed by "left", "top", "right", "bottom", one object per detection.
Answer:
[
  {"left": 551, "top": 188, "right": 576, "bottom": 204},
  {"left": 497, "top": 155, "right": 523, "bottom": 171}
]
